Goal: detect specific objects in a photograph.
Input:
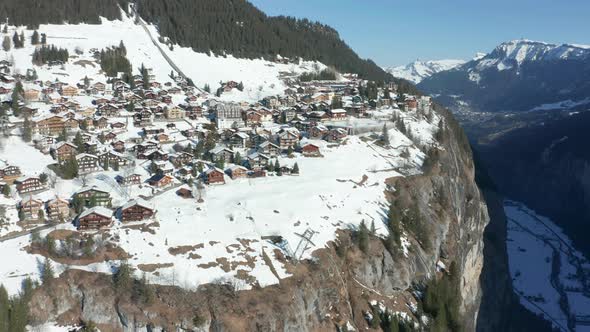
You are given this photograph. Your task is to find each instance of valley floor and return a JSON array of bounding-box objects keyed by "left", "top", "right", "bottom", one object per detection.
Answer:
[{"left": 505, "top": 200, "right": 590, "bottom": 332}]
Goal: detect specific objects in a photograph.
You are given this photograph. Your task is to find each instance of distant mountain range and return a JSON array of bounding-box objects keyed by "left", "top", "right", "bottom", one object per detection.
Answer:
[
  {"left": 418, "top": 39, "right": 590, "bottom": 112},
  {"left": 384, "top": 59, "right": 465, "bottom": 84}
]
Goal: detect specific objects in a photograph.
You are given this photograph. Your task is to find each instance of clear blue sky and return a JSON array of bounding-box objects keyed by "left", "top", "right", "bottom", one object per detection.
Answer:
[{"left": 250, "top": 0, "right": 590, "bottom": 67}]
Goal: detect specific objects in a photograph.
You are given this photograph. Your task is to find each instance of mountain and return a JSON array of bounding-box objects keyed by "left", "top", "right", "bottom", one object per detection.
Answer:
[
  {"left": 419, "top": 39, "right": 590, "bottom": 112},
  {"left": 0, "top": 0, "right": 400, "bottom": 83},
  {"left": 385, "top": 59, "right": 465, "bottom": 84}
]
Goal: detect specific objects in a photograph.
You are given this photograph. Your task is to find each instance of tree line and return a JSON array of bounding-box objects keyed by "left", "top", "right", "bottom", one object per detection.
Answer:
[
  {"left": 99, "top": 43, "right": 132, "bottom": 77},
  {"left": 32, "top": 44, "right": 69, "bottom": 65}
]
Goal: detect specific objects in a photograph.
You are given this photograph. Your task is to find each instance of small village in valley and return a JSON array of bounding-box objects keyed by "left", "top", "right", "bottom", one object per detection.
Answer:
[{"left": 0, "top": 15, "right": 444, "bottom": 325}]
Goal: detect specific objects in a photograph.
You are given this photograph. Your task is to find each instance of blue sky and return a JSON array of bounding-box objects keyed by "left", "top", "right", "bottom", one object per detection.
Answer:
[{"left": 250, "top": 0, "right": 590, "bottom": 67}]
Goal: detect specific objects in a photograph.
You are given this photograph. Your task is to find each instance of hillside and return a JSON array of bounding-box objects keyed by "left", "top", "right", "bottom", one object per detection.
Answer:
[
  {"left": 419, "top": 39, "right": 590, "bottom": 112},
  {"left": 0, "top": 0, "right": 396, "bottom": 83}
]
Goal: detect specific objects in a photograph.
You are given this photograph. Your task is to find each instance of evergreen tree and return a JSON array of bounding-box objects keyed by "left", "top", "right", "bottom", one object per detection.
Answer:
[
  {"left": 57, "top": 128, "right": 67, "bottom": 142},
  {"left": 41, "top": 257, "right": 54, "bottom": 284},
  {"left": 237, "top": 81, "right": 244, "bottom": 91},
  {"left": 370, "top": 220, "right": 376, "bottom": 236},
  {"left": 12, "top": 31, "right": 20, "bottom": 48},
  {"left": 358, "top": 220, "right": 369, "bottom": 253},
  {"left": 1, "top": 24, "right": 6, "bottom": 34},
  {"left": 113, "top": 261, "right": 133, "bottom": 292},
  {"left": 19, "top": 31, "right": 24, "bottom": 47},
  {"left": 73, "top": 131, "right": 83, "bottom": 149},
  {"left": 22, "top": 118, "right": 32, "bottom": 142},
  {"left": 1, "top": 184, "right": 10, "bottom": 197},
  {"left": 0, "top": 285, "right": 8, "bottom": 331},
  {"left": 381, "top": 124, "right": 390, "bottom": 146},
  {"left": 45, "top": 235, "right": 56, "bottom": 255},
  {"left": 370, "top": 306, "right": 381, "bottom": 328},
  {"left": 203, "top": 83, "right": 211, "bottom": 93},
  {"left": 292, "top": 162, "right": 299, "bottom": 174},
  {"left": 233, "top": 152, "right": 241, "bottom": 165},
  {"left": 40, "top": 33, "right": 46, "bottom": 44},
  {"left": 1, "top": 36, "right": 10, "bottom": 52},
  {"left": 31, "top": 30, "right": 39, "bottom": 45},
  {"left": 39, "top": 172, "right": 48, "bottom": 184}
]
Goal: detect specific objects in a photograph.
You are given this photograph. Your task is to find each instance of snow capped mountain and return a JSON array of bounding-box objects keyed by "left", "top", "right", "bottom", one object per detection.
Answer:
[
  {"left": 419, "top": 39, "right": 590, "bottom": 112},
  {"left": 385, "top": 59, "right": 465, "bottom": 84},
  {"left": 474, "top": 39, "right": 590, "bottom": 72}
]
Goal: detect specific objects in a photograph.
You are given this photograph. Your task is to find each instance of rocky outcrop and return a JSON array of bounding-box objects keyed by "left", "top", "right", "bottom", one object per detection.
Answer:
[{"left": 28, "top": 108, "right": 489, "bottom": 331}]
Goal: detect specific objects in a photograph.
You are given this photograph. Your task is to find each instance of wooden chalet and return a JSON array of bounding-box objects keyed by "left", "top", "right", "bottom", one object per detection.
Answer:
[
  {"left": 77, "top": 206, "right": 113, "bottom": 230},
  {"left": 120, "top": 199, "right": 155, "bottom": 222},
  {"left": 14, "top": 177, "right": 45, "bottom": 194}
]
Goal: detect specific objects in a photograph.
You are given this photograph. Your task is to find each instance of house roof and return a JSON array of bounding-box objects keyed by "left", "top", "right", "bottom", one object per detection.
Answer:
[
  {"left": 79, "top": 206, "right": 113, "bottom": 219},
  {"left": 121, "top": 198, "right": 153, "bottom": 211}
]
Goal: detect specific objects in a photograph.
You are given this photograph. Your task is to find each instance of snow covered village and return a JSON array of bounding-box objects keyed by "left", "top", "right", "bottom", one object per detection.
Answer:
[{"left": 0, "top": 8, "right": 452, "bottom": 331}]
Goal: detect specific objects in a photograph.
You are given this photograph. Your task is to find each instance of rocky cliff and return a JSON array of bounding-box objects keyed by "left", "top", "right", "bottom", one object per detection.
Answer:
[{"left": 28, "top": 107, "right": 490, "bottom": 331}]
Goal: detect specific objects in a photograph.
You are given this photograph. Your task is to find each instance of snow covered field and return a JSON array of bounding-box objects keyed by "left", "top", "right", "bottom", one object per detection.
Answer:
[{"left": 505, "top": 200, "right": 590, "bottom": 331}]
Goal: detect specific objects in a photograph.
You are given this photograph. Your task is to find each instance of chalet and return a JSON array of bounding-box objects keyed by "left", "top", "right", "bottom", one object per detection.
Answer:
[
  {"left": 302, "top": 143, "right": 321, "bottom": 157},
  {"left": 247, "top": 152, "right": 270, "bottom": 170},
  {"left": 104, "top": 132, "right": 117, "bottom": 142},
  {"left": 61, "top": 85, "right": 78, "bottom": 97},
  {"left": 77, "top": 206, "right": 113, "bottom": 231},
  {"left": 307, "top": 111, "right": 330, "bottom": 122},
  {"left": 92, "top": 82, "right": 106, "bottom": 93},
  {"left": 140, "top": 149, "right": 168, "bottom": 161},
  {"left": 0, "top": 165, "right": 22, "bottom": 182},
  {"left": 325, "top": 128, "right": 348, "bottom": 142},
  {"left": 98, "top": 151, "right": 128, "bottom": 168},
  {"left": 20, "top": 197, "right": 44, "bottom": 220},
  {"left": 226, "top": 165, "right": 248, "bottom": 179},
  {"left": 76, "top": 153, "right": 100, "bottom": 173},
  {"left": 210, "top": 147, "right": 234, "bottom": 163},
  {"left": 257, "top": 141, "right": 280, "bottom": 157},
  {"left": 93, "top": 117, "right": 109, "bottom": 129},
  {"left": 164, "top": 107, "right": 186, "bottom": 120},
  {"left": 23, "top": 87, "right": 40, "bottom": 101},
  {"left": 120, "top": 199, "right": 155, "bottom": 222},
  {"left": 203, "top": 167, "right": 225, "bottom": 185},
  {"left": 170, "top": 152, "right": 193, "bottom": 166},
  {"left": 74, "top": 186, "right": 112, "bottom": 207},
  {"left": 278, "top": 130, "right": 299, "bottom": 150},
  {"left": 229, "top": 132, "right": 249, "bottom": 148},
  {"left": 46, "top": 198, "right": 70, "bottom": 221},
  {"left": 82, "top": 141, "right": 99, "bottom": 154},
  {"left": 308, "top": 125, "right": 329, "bottom": 139},
  {"left": 176, "top": 187, "right": 193, "bottom": 199},
  {"left": 117, "top": 173, "right": 142, "bottom": 186},
  {"left": 33, "top": 115, "right": 66, "bottom": 136},
  {"left": 327, "top": 108, "right": 347, "bottom": 120},
  {"left": 111, "top": 140, "right": 126, "bottom": 152},
  {"left": 244, "top": 111, "right": 262, "bottom": 124},
  {"left": 110, "top": 121, "right": 126, "bottom": 130},
  {"left": 155, "top": 132, "right": 170, "bottom": 143},
  {"left": 147, "top": 174, "right": 174, "bottom": 188},
  {"left": 52, "top": 142, "right": 78, "bottom": 163},
  {"left": 63, "top": 117, "right": 80, "bottom": 131},
  {"left": 14, "top": 177, "right": 45, "bottom": 194}
]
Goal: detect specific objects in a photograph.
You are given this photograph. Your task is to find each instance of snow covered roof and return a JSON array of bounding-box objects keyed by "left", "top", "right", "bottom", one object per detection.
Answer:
[
  {"left": 79, "top": 206, "right": 113, "bottom": 219},
  {"left": 121, "top": 198, "right": 153, "bottom": 211}
]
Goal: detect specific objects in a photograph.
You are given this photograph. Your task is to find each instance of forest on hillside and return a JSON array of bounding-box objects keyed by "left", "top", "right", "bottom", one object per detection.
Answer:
[
  {"left": 134, "top": 0, "right": 393, "bottom": 81},
  {"left": 0, "top": 0, "right": 405, "bottom": 83},
  {"left": 0, "top": 0, "right": 126, "bottom": 27}
]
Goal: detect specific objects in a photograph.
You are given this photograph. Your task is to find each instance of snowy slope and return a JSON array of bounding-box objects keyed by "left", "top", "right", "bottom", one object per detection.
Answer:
[{"left": 385, "top": 59, "right": 465, "bottom": 84}]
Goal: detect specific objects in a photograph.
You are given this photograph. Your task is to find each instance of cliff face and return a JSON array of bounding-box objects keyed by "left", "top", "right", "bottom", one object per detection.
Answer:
[{"left": 28, "top": 109, "right": 489, "bottom": 331}]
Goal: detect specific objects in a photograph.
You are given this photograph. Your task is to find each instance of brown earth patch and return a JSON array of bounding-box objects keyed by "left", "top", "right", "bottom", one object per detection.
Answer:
[
  {"left": 137, "top": 263, "right": 174, "bottom": 272},
  {"left": 168, "top": 243, "right": 204, "bottom": 256}
]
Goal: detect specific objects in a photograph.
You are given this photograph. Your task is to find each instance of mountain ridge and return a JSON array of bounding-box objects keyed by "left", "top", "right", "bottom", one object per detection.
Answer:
[{"left": 385, "top": 59, "right": 465, "bottom": 84}]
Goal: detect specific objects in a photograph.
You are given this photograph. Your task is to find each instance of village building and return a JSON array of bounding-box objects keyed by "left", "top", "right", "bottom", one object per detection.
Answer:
[
  {"left": 226, "top": 165, "right": 248, "bottom": 179},
  {"left": 52, "top": 142, "right": 78, "bottom": 163},
  {"left": 14, "top": 177, "right": 45, "bottom": 194},
  {"left": 257, "top": 141, "right": 280, "bottom": 157},
  {"left": 76, "top": 153, "right": 100, "bottom": 173},
  {"left": 19, "top": 197, "right": 44, "bottom": 220},
  {"left": 120, "top": 199, "right": 155, "bottom": 222},
  {"left": 302, "top": 143, "right": 321, "bottom": 157},
  {"left": 74, "top": 186, "right": 112, "bottom": 208},
  {"left": 46, "top": 197, "right": 70, "bottom": 221},
  {"left": 77, "top": 206, "right": 113, "bottom": 230},
  {"left": 147, "top": 173, "right": 174, "bottom": 188},
  {"left": 203, "top": 167, "right": 225, "bottom": 185},
  {"left": 277, "top": 130, "right": 299, "bottom": 150}
]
